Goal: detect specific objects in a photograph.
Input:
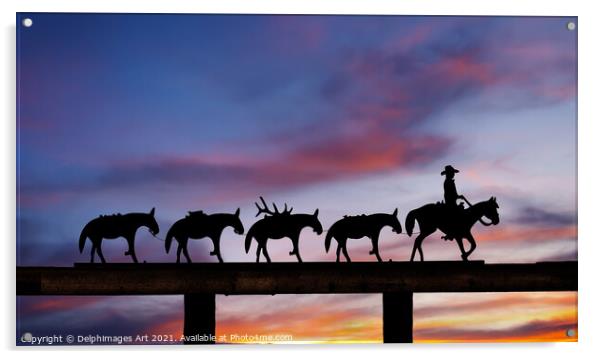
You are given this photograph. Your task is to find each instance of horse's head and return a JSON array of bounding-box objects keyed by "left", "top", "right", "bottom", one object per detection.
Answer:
[
  {"left": 388, "top": 208, "right": 403, "bottom": 234},
  {"left": 230, "top": 208, "right": 245, "bottom": 235},
  {"left": 483, "top": 197, "right": 500, "bottom": 225},
  {"left": 309, "top": 209, "right": 323, "bottom": 235},
  {"left": 146, "top": 207, "right": 160, "bottom": 235}
]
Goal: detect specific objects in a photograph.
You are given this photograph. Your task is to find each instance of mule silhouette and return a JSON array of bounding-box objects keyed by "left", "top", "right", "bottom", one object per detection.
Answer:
[
  {"left": 405, "top": 197, "right": 500, "bottom": 261},
  {"left": 165, "top": 208, "right": 244, "bottom": 263},
  {"left": 245, "top": 197, "right": 322, "bottom": 262},
  {"left": 78, "top": 208, "right": 159, "bottom": 263},
  {"left": 325, "top": 209, "right": 402, "bottom": 262}
]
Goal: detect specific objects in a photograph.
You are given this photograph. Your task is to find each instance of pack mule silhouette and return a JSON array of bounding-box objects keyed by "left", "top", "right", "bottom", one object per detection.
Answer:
[
  {"left": 79, "top": 208, "right": 159, "bottom": 263},
  {"left": 165, "top": 208, "right": 244, "bottom": 263},
  {"left": 245, "top": 197, "right": 323, "bottom": 262},
  {"left": 325, "top": 210, "right": 402, "bottom": 262}
]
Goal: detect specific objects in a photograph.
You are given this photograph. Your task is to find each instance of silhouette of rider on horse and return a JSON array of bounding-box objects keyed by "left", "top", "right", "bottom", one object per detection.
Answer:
[
  {"left": 405, "top": 165, "right": 500, "bottom": 261},
  {"left": 441, "top": 165, "right": 467, "bottom": 241}
]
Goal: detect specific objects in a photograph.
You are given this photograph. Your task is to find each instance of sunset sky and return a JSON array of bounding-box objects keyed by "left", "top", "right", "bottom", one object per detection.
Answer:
[{"left": 16, "top": 14, "right": 577, "bottom": 344}]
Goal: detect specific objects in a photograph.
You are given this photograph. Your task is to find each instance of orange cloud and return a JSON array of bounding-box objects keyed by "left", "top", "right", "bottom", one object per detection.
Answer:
[
  {"left": 20, "top": 296, "right": 105, "bottom": 314},
  {"left": 474, "top": 224, "right": 576, "bottom": 243},
  {"left": 414, "top": 292, "right": 577, "bottom": 343},
  {"left": 213, "top": 292, "right": 577, "bottom": 343},
  {"left": 148, "top": 318, "right": 183, "bottom": 339}
]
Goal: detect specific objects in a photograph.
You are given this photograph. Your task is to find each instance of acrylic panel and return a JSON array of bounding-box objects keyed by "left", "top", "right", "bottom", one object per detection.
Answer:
[{"left": 16, "top": 13, "right": 577, "bottom": 345}]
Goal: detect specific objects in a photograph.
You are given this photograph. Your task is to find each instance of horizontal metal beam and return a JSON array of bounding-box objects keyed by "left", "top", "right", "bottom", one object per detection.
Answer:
[{"left": 17, "top": 261, "right": 577, "bottom": 296}]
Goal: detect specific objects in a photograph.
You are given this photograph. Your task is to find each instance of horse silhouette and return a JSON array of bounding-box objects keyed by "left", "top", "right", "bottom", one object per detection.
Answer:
[
  {"left": 78, "top": 207, "right": 159, "bottom": 263},
  {"left": 245, "top": 197, "right": 323, "bottom": 262},
  {"left": 405, "top": 197, "right": 500, "bottom": 261},
  {"left": 165, "top": 208, "right": 244, "bottom": 263},
  {"left": 325, "top": 209, "right": 402, "bottom": 262}
]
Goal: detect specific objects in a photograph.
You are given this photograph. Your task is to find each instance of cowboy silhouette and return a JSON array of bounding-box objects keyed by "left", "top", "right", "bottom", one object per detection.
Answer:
[
  {"left": 441, "top": 165, "right": 466, "bottom": 241},
  {"left": 442, "top": 165, "right": 466, "bottom": 206},
  {"left": 405, "top": 165, "right": 500, "bottom": 261}
]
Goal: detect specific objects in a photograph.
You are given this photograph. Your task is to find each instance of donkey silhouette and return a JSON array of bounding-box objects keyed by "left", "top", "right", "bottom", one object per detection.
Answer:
[
  {"left": 325, "top": 209, "right": 402, "bottom": 262},
  {"left": 245, "top": 197, "right": 322, "bottom": 262},
  {"left": 79, "top": 207, "right": 159, "bottom": 263},
  {"left": 405, "top": 197, "right": 500, "bottom": 261},
  {"left": 165, "top": 208, "right": 244, "bottom": 263}
]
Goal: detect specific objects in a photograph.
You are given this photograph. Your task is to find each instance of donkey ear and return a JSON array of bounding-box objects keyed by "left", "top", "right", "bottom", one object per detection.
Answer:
[
  {"left": 235, "top": 208, "right": 240, "bottom": 216},
  {"left": 393, "top": 208, "right": 398, "bottom": 216},
  {"left": 150, "top": 207, "right": 155, "bottom": 216},
  {"left": 313, "top": 208, "right": 319, "bottom": 217}
]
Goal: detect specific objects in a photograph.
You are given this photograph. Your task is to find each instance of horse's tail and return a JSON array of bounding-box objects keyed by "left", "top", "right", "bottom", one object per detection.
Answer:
[
  {"left": 325, "top": 225, "right": 336, "bottom": 252},
  {"left": 245, "top": 226, "right": 255, "bottom": 253},
  {"left": 78, "top": 225, "right": 88, "bottom": 253},
  {"left": 165, "top": 224, "right": 177, "bottom": 253},
  {"left": 405, "top": 209, "right": 418, "bottom": 237}
]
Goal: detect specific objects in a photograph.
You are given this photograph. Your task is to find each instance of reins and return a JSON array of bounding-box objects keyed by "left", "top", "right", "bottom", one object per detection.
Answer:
[
  {"left": 462, "top": 198, "right": 494, "bottom": 226},
  {"left": 149, "top": 231, "right": 166, "bottom": 242}
]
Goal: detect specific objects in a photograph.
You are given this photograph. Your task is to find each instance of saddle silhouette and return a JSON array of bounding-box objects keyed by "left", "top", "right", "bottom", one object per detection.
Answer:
[
  {"left": 165, "top": 208, "right": 244, "bottom": 263},
  {"left": 326, "top": 209, "right": 402, "bottom": 262},
  {"left": 405, "top": 197, "right": 500, "bottom": 261},
  {"left": 245, "top": 197, "right": 322, "bottom": 263},
  {"left": 79, "top": 207, "right": 159, "bottom": 263}
]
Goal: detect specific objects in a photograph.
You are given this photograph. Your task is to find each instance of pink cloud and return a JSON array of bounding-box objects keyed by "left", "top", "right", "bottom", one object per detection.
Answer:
[
  {"left": 474, "top": 224, "right": 576, "bottom": 244},
  {"left": 433, "top": 53, "right": 497, "bottom": 86}
]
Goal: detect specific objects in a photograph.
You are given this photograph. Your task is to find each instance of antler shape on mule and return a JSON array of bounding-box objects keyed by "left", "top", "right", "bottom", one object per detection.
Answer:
[
  {"left": 283, "top": 203, "right": 293, "bottom": 215},
  {"left": 255, "top": 197, "right": 276, "bottom": 217},
  {"left": 255, "top": 197, "right": 294, "bottom": 217}
]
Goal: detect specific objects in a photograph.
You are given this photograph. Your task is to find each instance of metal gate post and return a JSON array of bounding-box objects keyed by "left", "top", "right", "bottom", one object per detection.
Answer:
[
  {"left": 382, "top": 291, "right": 413, "bottom": 343},
  {"left": 183, "top": 293, "right": 216, "bottom": 344}
]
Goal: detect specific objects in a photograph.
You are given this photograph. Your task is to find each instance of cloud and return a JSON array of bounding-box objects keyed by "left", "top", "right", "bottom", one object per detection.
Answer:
[
  {"left": 414, "top": 292, "right": 576, "bottom": 319},
  {"left": 17, "top": 296, "right": 183, "bottom": 344},
  {"left": 18, "top": 296, "right": 107, "bottom": 316},
  {"left": 322, "top": 20, "right": 575, "bottom": 133},
  {"left": 216, "top": 294, "right": 381, "bottom": 343},
  {"left": 414, "top": 318, "right": 576, "bottom": 342},
  {"left": 19, "top": 130, "right": 453, "bottom": 206},
  {"left": 474, "top": 224, "right": 576, "bottom": 244},
  {"left": 512, "top": 206, "right": 576, "bottom": 227},
  {"left": 19, "top": 19, "right": 576, "bottom": 209}
]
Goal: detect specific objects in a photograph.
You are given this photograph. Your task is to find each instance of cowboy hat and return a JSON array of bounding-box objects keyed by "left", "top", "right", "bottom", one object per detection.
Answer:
[{"left": 441, "top": 165, "right": 459, "bottom": 176}]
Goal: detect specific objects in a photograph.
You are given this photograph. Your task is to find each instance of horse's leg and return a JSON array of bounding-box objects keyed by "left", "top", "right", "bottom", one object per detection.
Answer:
[
  {"left": 176, "top": 239, "right": 183, "bottom": 263},
  {"left": 89, "top": 239, "right": 96, "bottom": 263},
  {"left": 96, "top": 240, "right": 106, "bottom": 264},
  {"left": 211, "top": 237, "right": 224, "bottom": 263},
  {"left": 290, "top": 235, "right": 302, "bottom": 263},
  {"left": 182, "top": 238, "right": 192, "bottom": 263},
  {"left": 411, "top": 233, "right": 428, "bottom": 262},
  {"left": 342, "top": 239, "right": 351, "bottom": 262},
  {"left": 454, "top": 237, "right": 467, "bottom": 261},
  {"left": 369, "top": 235, "right": 383, "bottom": 262},
  {"left": 462, "top": 233, "right": 477, "bottom": 261},
  {"left": 288, "top": 238, "right": 296, "bottom": 256},
  {"left": 262, "top": 241, "right": 272, "bottom": 263},
  {"left": 336, "top": 241, "right": 342, "bottom": 262},
  {"left": 255, "top": 239, "right": 263, "bottom": 263},
  {"left": 410, "top": 240, "right": 417, "bottom": 262},
  {"left": 417, "top": 244, "right": 425, "bottom": 262},
  {"left": 125, "top": 235, "right": 139, "bottom": 263}
]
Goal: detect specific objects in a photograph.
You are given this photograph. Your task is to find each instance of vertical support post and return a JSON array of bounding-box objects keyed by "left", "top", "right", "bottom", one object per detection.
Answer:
[
  {"left": 183, "top": 293, "right": 216, "bottom": 344},
  {"left": 382, "top": 291, "right": 413, "bottom": 343}
]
